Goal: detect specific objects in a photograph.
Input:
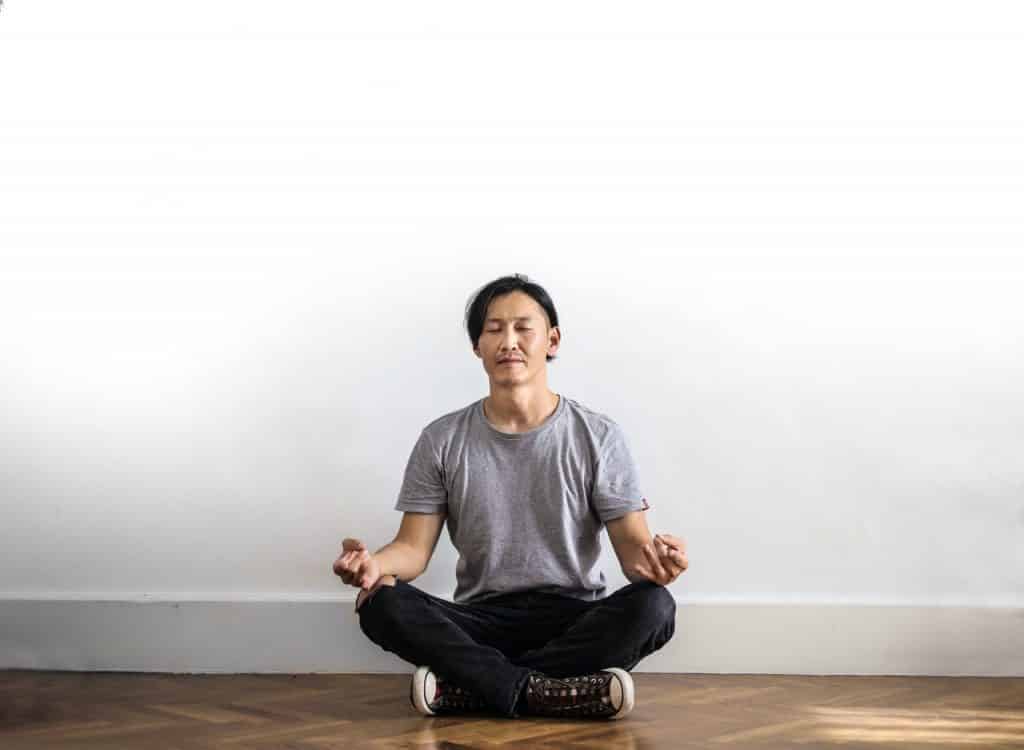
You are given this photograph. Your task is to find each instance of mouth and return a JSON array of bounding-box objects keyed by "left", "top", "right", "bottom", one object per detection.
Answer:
[{"left": 498, "top": 359, "right": 524, "bottom": 365}]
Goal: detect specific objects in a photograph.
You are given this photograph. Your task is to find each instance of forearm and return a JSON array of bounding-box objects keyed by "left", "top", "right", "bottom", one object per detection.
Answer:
[
  {"left": 618, "top": 538, "right": 655, "bottom": 583},
  {"left": 372, "top": 540, "right": 427, "bottom": 581}
]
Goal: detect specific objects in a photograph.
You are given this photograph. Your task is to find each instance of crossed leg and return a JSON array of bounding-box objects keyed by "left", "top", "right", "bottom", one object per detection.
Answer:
[
  {"left": 509, "top": 580, "right": 677, "bottom": 676},
  {"left": 355, "top": 576, "right": 533, "bottom": 716},
  {"left": 353, "top": 577, "right": 677, "bottom": 717},
  {"left": 355, "top": 574, "right": 397, "bottom": 613}
]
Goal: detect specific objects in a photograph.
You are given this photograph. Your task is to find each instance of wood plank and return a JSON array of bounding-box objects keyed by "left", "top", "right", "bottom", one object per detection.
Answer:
[{"left": 1, "top": 671, "right": 1021, "bottom": 748}]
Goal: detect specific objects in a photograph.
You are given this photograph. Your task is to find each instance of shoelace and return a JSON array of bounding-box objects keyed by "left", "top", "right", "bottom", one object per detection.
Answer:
[
  {"left": 526, "top": 673, "right": 617, "bottom": 716},
  {"left": 531, "top": 673, "right": 609, "bottom": 694}
]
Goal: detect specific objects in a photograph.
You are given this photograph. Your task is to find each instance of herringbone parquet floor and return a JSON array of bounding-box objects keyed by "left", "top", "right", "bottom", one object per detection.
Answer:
[{"left": 2, "top": 671, "right": 1022, "bottom": 748}]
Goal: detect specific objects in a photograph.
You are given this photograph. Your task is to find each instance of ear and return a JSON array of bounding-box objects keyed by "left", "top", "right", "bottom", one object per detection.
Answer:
[{"left": 547, "top": 326, "right": 561, "bottom": 355}]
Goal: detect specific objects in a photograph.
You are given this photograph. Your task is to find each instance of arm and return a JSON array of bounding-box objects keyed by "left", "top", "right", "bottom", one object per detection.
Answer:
[
  {"left": 605, "top": 510, "right": 656, "bottom": 583},
  {"left": 606, "top": 510, "right": 689, "bottom": 585},
  {"left": 373, "top": 510, "right": 447, "bottom": 582}
]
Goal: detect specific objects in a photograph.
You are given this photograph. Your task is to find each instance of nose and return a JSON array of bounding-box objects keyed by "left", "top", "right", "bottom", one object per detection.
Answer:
[{"left": 500, "top": 328, "right": 519, "bottom": 355}]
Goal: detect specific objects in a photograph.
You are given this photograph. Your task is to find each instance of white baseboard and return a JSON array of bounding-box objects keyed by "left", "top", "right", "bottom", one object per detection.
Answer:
[{"left": 2, "top": 594, "right": 1022, "bottom": 676}]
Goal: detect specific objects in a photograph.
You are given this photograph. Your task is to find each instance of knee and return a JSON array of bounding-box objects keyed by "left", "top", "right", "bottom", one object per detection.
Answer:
[
  {"left": 631, "top": 581, "right": 677, "bottom": 632},
  {"left": 355, "top": 578, "right": 400, "bottom": 634},
  {"left": 356, "top": 575, "right": 397, "bottom": 610},
  {"left": 651, "top": 583, "right": 677, "bottom": 630}
]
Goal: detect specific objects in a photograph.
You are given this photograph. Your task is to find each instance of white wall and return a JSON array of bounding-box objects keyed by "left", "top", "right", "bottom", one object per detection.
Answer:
[{"left": 1, "top": 3, "right": 1023, "bottom": 671}]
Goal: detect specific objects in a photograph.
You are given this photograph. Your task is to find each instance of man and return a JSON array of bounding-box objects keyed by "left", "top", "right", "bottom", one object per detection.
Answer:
[{"left": 332, "top": 273, "right": 688, "bottom": 720}]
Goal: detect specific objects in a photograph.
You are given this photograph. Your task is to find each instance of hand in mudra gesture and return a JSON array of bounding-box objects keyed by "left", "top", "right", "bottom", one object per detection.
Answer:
[
  {"left": 635, "top": 533, "right": 688, "bottom": 585},
  {"left": 332, "top": 538, "right": 382, "bottom": 589},
  {"left": 332, "top": 538, "right": 395, "bottom": 612}
]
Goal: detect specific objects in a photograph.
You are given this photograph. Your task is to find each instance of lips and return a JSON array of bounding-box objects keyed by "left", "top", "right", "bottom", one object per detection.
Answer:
[{"left": 498, "top": 358, "right": 524, "bottom": 364}]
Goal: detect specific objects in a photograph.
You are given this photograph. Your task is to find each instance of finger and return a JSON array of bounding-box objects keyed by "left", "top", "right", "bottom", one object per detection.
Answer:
[
  {"left": 648, "top": 541, "right": 667, "bottom": 572},
  {"left": 348, "top": 554, "right": 369, "bottom": 584},
  {"left": 335, "top": 551, "right": 355, "bottom": 572},
  {"left": 644, "top": 543, "right": 668, "bottom": 582},
  {"left": 670, "top": 549, "right": 689, "bottom": 569},
  {"left": 654, "top": 543, "right": 679, "bottom": 581},
  {"left": 654, "top": 537, "right": 670, "bottom": 558},
  {"left": 665, "top": 556, "right": 686, "bottom": 575},
  {"left": 656, "top": 534, "right": 684, "bottom": 554},
  {"left": 658, "top": 546, "right": 680, "bottom": 574},
  {"left": 653, "top": 539, "right": 671, "bottom": 566},
  {"left": 655, "top": 536, "right": 671, "bottom": 561},
  {"left": 342, "top": 538, "right": 366, "bottom": 552},
  {"left": 663, "top": 556, "right": 684, "bottom": 577},
  {"left": 632, "top": 561, "right": 654, "bottom": 582},
  {"left": 657, "top": 544, "right": 682, "bottom": 578},
  {"left": 354, "top": 554, "right": 368, "bottom": 574},
  {"left": 656, "top": 533, "right": 685, "bottom": 552}
]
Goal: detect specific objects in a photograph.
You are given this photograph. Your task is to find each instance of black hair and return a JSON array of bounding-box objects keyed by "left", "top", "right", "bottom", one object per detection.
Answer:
[{"left": 465, "top": 273, "right": 560, "bottom": 363}]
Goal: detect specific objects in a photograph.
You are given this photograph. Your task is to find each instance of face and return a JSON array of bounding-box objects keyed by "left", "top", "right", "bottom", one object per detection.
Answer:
[{"left": 473, "top": 291, "right": 560, "bottom": 384}]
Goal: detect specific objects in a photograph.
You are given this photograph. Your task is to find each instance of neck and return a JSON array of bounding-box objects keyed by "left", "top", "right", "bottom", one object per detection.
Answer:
[{"left": 483, "top": 389, "right": 559, "bottom": 433}]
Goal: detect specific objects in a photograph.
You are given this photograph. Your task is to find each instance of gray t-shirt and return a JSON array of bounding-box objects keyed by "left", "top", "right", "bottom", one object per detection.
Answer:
[{"left": 394, "top": 393, "right": 650, "bottom": 604}]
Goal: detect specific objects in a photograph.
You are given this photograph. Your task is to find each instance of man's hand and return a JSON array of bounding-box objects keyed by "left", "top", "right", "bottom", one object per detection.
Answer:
[
  {"left": 332, "top": 538, "right": 383, "bottom": 591},
  {"left": 632, "top": 533, "right": 688, "bottom": 586}
]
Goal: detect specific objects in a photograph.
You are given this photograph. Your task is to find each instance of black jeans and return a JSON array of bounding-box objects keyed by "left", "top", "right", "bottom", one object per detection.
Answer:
[{"left": 355, "top": 577, "right": 677, "bottom": 718}]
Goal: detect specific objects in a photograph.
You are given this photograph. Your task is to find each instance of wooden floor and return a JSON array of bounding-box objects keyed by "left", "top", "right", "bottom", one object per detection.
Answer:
[{"left": 1, "top": 671, "right": 1022, "bottom": 748}]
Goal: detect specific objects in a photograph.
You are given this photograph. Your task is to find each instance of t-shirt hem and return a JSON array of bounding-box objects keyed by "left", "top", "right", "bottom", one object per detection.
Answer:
[
  {"left": 394, "top": 501, "right": 447, "bottom": 513},
  {"left": 596, "top": 496, "right": 650, "bottom": 523}
]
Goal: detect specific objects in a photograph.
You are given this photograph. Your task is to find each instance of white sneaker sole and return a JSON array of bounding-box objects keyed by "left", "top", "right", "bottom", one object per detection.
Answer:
[
  {"left": 601, "top": 667, "right": 635, "bottom": 719},
  {"left": 412, "top": 665, "right": 437, "bottom": 716}
]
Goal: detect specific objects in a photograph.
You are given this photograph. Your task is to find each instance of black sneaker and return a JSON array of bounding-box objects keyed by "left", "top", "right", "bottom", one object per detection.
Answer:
[
  {"left": 522, "top": 667, "right": 635, "bottom": 719},
  {"left": 410, "top": 665, "right": 490, "bottom": 716}
]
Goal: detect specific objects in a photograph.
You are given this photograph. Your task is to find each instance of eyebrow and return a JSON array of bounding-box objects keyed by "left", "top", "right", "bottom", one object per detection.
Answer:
[{"left": 485, "top": 317, "right": 534, "bottom": 323}]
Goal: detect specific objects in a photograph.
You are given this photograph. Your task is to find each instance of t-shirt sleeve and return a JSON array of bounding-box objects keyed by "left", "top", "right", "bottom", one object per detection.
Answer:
[
  {"left": 590, "top": 423, "right": 650, "bottom": 523},
  {"left": 394, "top": 428, "right": 448, "bottom": 514}
]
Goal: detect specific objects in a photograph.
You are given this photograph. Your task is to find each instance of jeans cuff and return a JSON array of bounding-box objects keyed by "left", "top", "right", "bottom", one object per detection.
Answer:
[{"left": 507, "top": 668, "right": 534, "bottom": 718}]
